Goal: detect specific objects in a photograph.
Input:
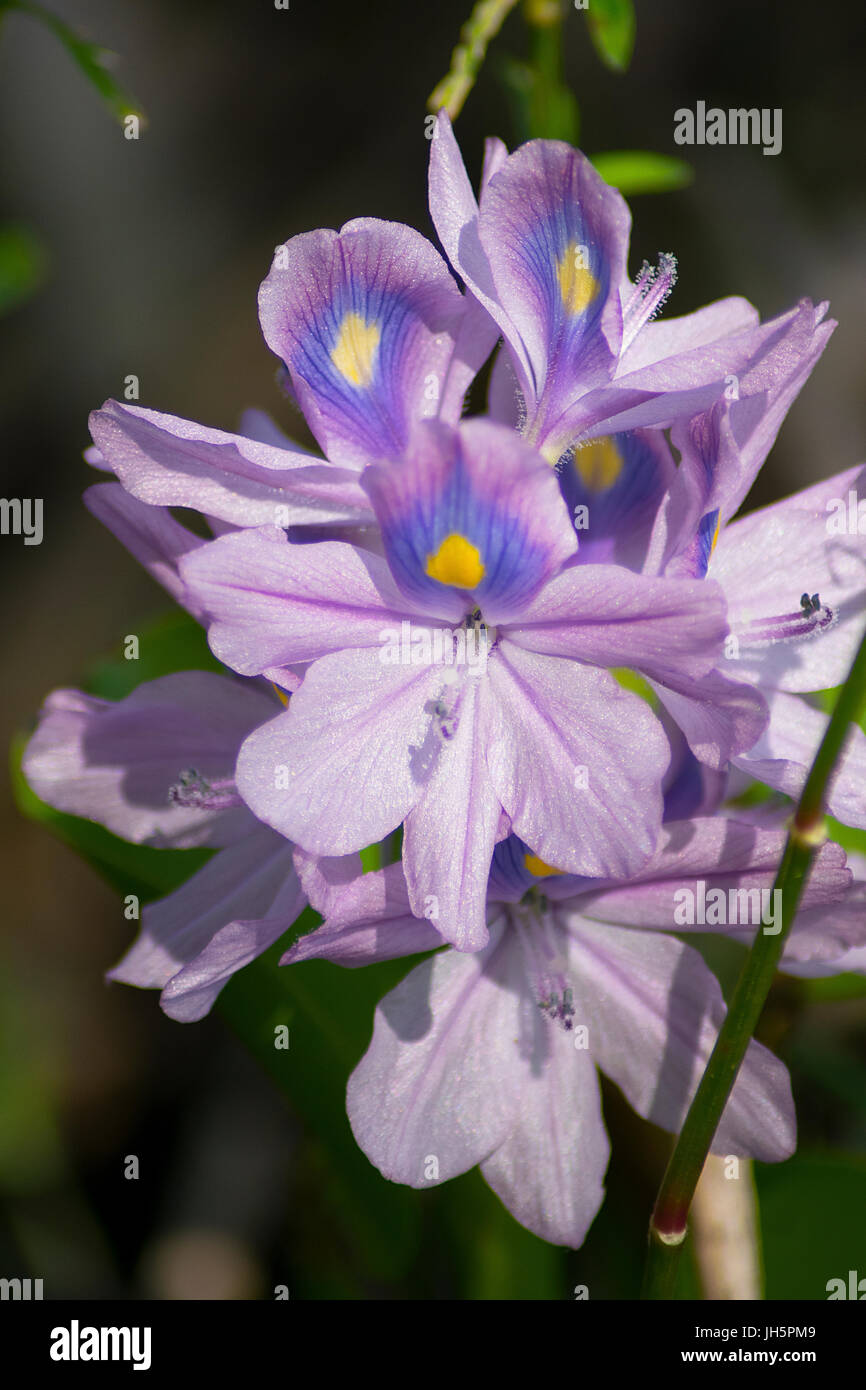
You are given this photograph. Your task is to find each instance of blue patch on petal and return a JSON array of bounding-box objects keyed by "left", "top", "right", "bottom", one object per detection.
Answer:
[
  {"left": 523, "top": 202, "right": 610, "bottom": 373},
  {"left": 289, "top": 285, "right": 418, "bottom": 459},
  {"left": 367, "top": 430, "right": 563, "bottom": 618},
  {"left": 558, "top": 430, "right": 673, "bottom": 569},
  {"left": 663, "top": 748, "right": 707, "bottom": 821},
  {"left": 678, "top": 507, "right": 721, "bottom": 579},
  {"left": 488, "top": 836, "right": 541, "bottom": 901}
]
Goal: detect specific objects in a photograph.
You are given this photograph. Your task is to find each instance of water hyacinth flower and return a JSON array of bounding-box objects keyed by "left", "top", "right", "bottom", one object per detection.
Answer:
[
  {"left": 554, "top": 293, "right": 834, "bottom": 576},
  {"left": 83, "top": 119, "right": 831, "bottom": 569},
  {"left": 76, "top": 119, "right": 853, "bottom": 863},
  {"left": 645, "top": 399, "right": 866, "bottom": 826},
  {"left": 535, "top": 298, "right": 866, "bottom": 830},
  {"left": 22, "top": 672, "right": 304, "bottom": 1021},
  {"left": 85, "top": 215, "right": 500, "bottom": 538},
  {"left": 283, "top": 818, "right": 864, "bottom": 1248},
  {"left": 180, "top": 415, "right": 731, "bottom": 951},
  {"left": 429, "top": 113, "right": 834, "bottom": 467}
]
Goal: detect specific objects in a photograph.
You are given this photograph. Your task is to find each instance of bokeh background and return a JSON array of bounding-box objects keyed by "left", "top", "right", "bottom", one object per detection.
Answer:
[{"left": 2, "top": 0, "right": 865, "bottom": 1299}]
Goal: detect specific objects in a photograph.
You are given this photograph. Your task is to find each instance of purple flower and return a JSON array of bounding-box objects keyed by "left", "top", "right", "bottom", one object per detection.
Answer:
[
  {"left": 784, "top": 851, "right": 866, "bottom": 978},
  {"left": 644, "top": 396, "right": 866, "bottom": 826},
  {"left": 86, "top": 217, "right": 498, "bottom": 536},
  {"left": 180, "top": 416, "right": 729, "bottom": 950},
  {"left": 281, "top": 817, "right": 863, "bottom": 1247},
  {"left": 22, "top": 672, "right": 304, "bottom": 1021},
  {"left": 429, "top": 114, "right": 834, "bottom": 466},
  {"left": 85, "top": 123, "right": 832, "bottom": 562}
]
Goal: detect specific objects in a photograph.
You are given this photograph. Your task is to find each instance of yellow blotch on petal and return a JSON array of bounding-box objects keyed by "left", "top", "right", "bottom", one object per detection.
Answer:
[
  {"left": 425, "top": 533, "right": 485, "bottom": 589},
  {"left": 524, "top": 852, "right": 563, "bottom": 878},
  {"left": 330, "top": 312, "right": 380, "bottom": 387},
  {"left": 709, "top": 512, "right": 722, "bottom": 563},
  {"left": 271, "top": 682, "right": 290, "bottom": 707},
  {"left": 575, "top": 436, "right": 622, "bottom": 492},
  {"left": 557, "top": 242, "right": 599, "bottom": 316}
]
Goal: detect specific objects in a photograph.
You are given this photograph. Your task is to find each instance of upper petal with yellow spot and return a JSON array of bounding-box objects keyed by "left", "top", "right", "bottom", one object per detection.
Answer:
[
  {"left": 557, "top": 241, "right": 599, "bottom": 317},
  {"left": 330, "top": 312, "right": 380, "bottom": 388}
]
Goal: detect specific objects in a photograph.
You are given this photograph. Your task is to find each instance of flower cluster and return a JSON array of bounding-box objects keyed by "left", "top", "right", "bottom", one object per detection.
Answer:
[{"left": 23, "top": 115, "right": 866, "bottom": 1247}]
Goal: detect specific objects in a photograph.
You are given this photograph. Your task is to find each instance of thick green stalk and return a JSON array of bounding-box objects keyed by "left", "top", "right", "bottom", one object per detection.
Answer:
[{"left": 641, "top": 627, "right": 866, "bottom": 1299}]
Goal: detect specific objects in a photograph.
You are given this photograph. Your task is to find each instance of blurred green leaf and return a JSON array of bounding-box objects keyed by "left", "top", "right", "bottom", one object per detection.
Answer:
[
  {"left": 0, "top": 224, "right": 47, "bottom": 314},
  {"left": 798, "top": 971, "right": 866, "bottom": 1001},
  {"left": 219, "top": 938, "right": 432, "bottom": 1287},
  {"left": 757, "top": 1153, "right": 866, "bottom": 1298},
  {"left": 84, "top": 609, "right": 224, "bottom": 702},
  {"left": 584, "top": 0, "right": 635, "bottom": 72},
  {"left": 4, "top": 1, "right": 144, "bottom": 128},
  {"left": 787, "top": 1034, "right": 866, "bottom": 1113},
  {"left": 529, "top": 74, "right": 580, "bottom": 143},
  {"left": 590, "top": 150, "right": 693, "bottom": 195},
  {"left": 497, "top": 53, "right": 580, "bottom": 143},
  {"left": 442, "top": 1166, "right": 564, "bottom": 1298},
  {"left": 0, "top": 967, "right": 66, "bottom": 1192}
]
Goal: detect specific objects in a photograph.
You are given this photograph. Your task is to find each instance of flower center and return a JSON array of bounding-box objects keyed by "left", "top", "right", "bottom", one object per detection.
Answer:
[
  {"left": 512, "top": 901, "right": 576, "bottom": 1032},
  {"left": 733, "top": 591, "right": 836, "bottom": 649},
  {"left": 168, "top": 768, "right": 244, "bottom": 811}
]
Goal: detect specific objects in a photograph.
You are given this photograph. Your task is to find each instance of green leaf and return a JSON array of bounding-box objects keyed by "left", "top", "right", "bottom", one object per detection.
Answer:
[
  {"left": 0, "top": 967, "right": 67, "bottom": 1192},
  {"left": 0, "top": 224, "right": 47, "bottom": 314},
  {"left": 84, "top": 609, "right": 224, "bottom": 702},
  {"left": 590, "top": 150, "right": 693, "bottom": 195},
  {"left": 757, "top": 1153, "right": 866, "bottom": 1299},
  {"left": 440, "top": 1166, "right": 565, "bottom": 1298},
  {"left": 496, "top": 53, "right": 580, "bottom": 144},
  {"left": 219, "top": 936, "right": 431, "bottom": 1287},
  {"left": 584, "top": 0, "right": 635, "bottom": 73},
  {"left": 6, "top": 1, "right": 144, "bottom": 128},
  {"left": 787, "top": 1034, "right": 866, "bottom": 1113},
  {"left": 797, "top": 971, "right": 866, "bottom": 1002}
]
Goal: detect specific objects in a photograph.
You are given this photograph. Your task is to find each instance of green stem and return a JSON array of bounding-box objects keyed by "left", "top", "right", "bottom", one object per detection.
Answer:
[
  {"left": 641, "top": 627, "right": 866, "bottom": 1300},
  {"left": 428, "top": 0, "right": 520, "bottom": 120},
  {"left": 526, "top": 0, "right": 564, "bottom": 79},
  {"left": 524, "top": 0, "right": 569, "bottom": 141}
]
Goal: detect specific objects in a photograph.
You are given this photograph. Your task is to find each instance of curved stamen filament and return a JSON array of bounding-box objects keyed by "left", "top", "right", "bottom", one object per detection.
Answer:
[{"left": 734, "top": 599, "right": 835, "bottom": 649}]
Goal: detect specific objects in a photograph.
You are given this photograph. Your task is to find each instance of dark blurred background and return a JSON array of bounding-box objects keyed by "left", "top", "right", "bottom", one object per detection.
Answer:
[{"left": 2, "top": 0, "right": 865, "bottom": 1300}]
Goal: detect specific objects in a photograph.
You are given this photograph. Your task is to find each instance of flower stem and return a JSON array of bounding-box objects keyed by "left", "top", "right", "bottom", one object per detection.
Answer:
[
  {"left": 641, "top": 627, "right": 866, "bottom": 1300},
  {"left": 428, "top": 0, "right": 520, "bottom": 120}
]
